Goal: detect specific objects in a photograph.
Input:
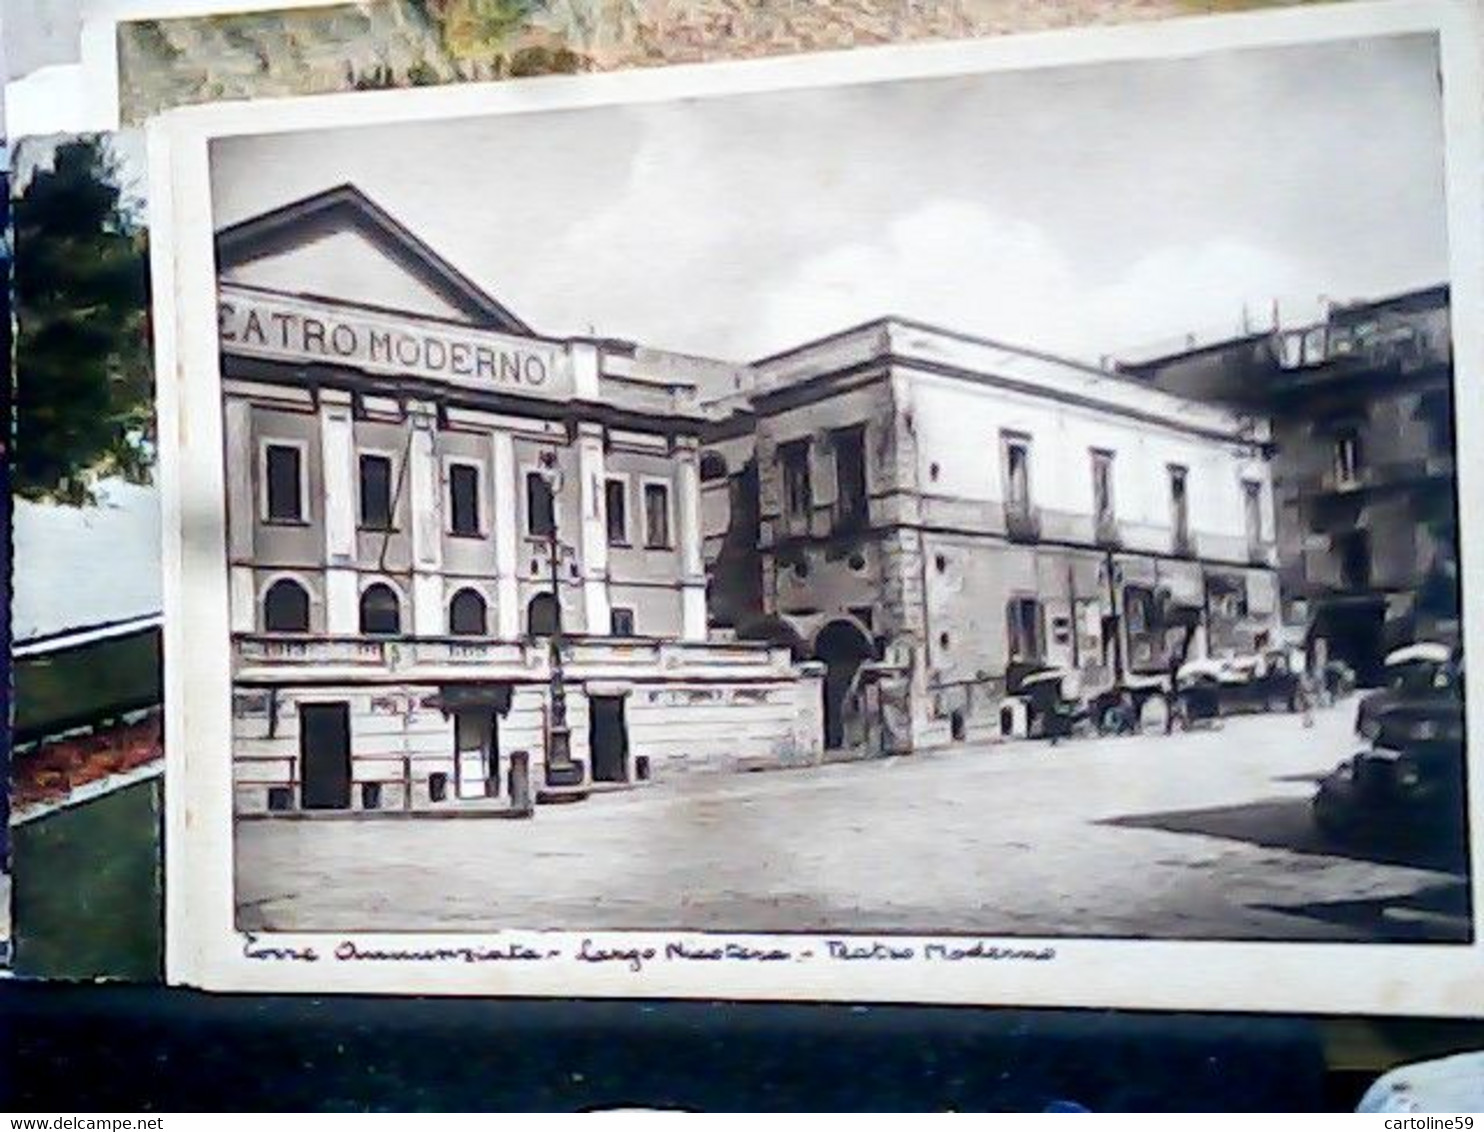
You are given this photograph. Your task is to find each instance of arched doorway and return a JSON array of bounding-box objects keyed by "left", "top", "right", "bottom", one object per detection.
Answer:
[{"left": 814, "top": 619, "right": 875, "bottom": 750}]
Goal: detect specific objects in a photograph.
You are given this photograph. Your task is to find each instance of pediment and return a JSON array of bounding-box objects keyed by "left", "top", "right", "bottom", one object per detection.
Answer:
[{"left": 215, "top": 184, "right": 529, "bottom": 332}]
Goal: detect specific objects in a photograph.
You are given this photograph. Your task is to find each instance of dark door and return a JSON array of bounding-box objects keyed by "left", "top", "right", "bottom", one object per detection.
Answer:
[
  {"left": 487, "top": 710, "right": 501, "bottom": 795},
  {"left": 300, "top": 702, "right": 352, "bottom": 810},
  {"left": 589, "top": 696, "right": 629, "bottom": 783}
]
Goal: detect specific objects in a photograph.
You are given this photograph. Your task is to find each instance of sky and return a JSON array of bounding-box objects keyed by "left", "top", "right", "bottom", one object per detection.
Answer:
[{"left": 209, "top": 32, "right": 1449, "bottom": 365}]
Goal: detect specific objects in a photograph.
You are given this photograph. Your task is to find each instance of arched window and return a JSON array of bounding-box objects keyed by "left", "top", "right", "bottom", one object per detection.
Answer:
[
  {"left": 360, "top": 583, "right": 402, "bottom": 636},
  {"left": 526, "top": 592, "right": 560, "bottom": 637},
  {"left": 449, "top": 588, "right": 487, "bottom": 636},
  {"left": 263, "top": 578, "right": 310, "bottom": 632}
]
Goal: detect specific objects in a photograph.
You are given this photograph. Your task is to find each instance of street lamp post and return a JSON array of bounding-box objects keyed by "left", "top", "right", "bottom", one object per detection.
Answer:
[{"left": 539, "top": 450, "right": 582, "bottom": 788}]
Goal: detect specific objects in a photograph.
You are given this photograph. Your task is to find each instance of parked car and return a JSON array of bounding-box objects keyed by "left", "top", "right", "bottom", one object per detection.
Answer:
[
  {"left": 1312, "top": 745, "right": 1466, "bottom": 849},
  {"left": 1176, "top": 649, "right": 1304, "bottom": 718},
  {"left": 1314, "top": 656, "right": 1465, "bottom": 849},
  {"left": 1356, "top": 642, "right": 1452, "bottom": 741},
  {"left": 1018, "top": 668, "right": 1090, "bottom": 740},
  {"left": 1012, "top": 666, "right": 1151, "bottom": 739}
]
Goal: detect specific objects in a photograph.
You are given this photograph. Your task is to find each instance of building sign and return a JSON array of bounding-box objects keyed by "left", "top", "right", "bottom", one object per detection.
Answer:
[{"left": 217, "top": 286, "right": 570, "bottom": 397}]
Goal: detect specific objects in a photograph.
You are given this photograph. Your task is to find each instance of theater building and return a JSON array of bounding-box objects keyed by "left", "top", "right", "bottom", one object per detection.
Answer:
[
  {"left": 218, "top": 186, "right": 822, "bottom": 815},
  {"left": 703, "top": 320, "right": 1283, "bottom": 754}
]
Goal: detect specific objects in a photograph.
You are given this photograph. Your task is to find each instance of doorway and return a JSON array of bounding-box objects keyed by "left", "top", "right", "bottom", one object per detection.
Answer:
[
  {"left": 589, "top": 695, "right": 630, "bottom": 783},
  {"left": 815, "top": 620, "right": 875, "bottom": 750},
  {"left": 299, "top": 702, "right": 352, "bottom": 810},
  {"left": 454, "top": 709, "right": 500, "bottom": 798}
]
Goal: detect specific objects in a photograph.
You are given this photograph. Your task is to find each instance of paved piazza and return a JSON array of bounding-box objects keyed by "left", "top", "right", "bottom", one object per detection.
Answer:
[{"left": 236, "top": 701, "right": 1470, "bottom": 942}]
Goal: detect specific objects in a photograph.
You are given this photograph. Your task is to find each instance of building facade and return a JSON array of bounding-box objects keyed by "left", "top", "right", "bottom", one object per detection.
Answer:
[
  {"left": 1121, "top": 285, "right": 1456, "bottom": 685},
  {"left": 704, "top": 319, "right": 1283, "bottom": 754},
  {"left": 219, "top": 186, "right": 822, "bottom": 815}
]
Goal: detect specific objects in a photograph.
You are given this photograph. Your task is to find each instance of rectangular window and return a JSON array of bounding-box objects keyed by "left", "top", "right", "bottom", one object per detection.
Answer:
[
  {"left": 1004, "top": 434, "right": 1031, "bottom": 513},
  {"left": 1334, "top": 428, "right": 1362, "bottom": 486},
  {"left": 526, "top": 470, "right": 555, "bottom": 538},
  {"left": 610, "top": 608, "right": 635, "bottom": 637},
  {"left": 833, "top": 426, "right": 868, "bottom": 531},
  {"left": 605, "top": 478, "right": 629, "bottom": 546},
  {"left": 448, "top": 463, "right": 481, "bottom": 537},
  {"left": 780, "top": 439, "right": 813, "bottom": 523},
  {"left": 1007, "top": 597, "right": 1044, "bottom": 663},
  {"left": 359, "top": 454, "right": 393, "bottom": 530},
  {"left": 1242, "top": 479, "right": 1263, "bottom": 547},
  {"left": 1169, "top": 464, "right": 1190, "bottom": 552},
  {"left": 264, "top": 443, "right": 303, "bottom": 523},
  {"left": 1091, "top": 449, "right": 1115, "bottom": 529},
  {"left": 644, "top": 482, "right": 671, "bottom": 549}
]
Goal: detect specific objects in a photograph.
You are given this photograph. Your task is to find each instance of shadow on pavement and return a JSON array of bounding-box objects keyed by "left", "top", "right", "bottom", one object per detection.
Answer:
[
  {"left": 1251, "top": 881, "right": 1472, "bottom": 943},
  {"left": 1099, "top": 797, "right": 1469, "bottom": 875}
]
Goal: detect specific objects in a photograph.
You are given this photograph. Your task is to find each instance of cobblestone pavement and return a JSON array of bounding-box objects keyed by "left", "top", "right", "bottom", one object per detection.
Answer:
[{"left": 236, "top": 699, "right": 1471, "bottom": 941}]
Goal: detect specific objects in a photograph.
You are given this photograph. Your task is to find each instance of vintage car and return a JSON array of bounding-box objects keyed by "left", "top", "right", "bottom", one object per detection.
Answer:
[
  {"left": 1009, "top": 666, "right": 1160, "bottom": 739},
  {"left": 1356, "top": 642, "right": 1453, "bottom": 741},
  {"left": 1175, "top": 650, "right": 1304, "bottom": 719},
  {"left": 1312, "top": 746, "right": 1466, "bottom": 849},
  {"left": 1314, "top": 659, "right": 1466, "bottom": 848}
]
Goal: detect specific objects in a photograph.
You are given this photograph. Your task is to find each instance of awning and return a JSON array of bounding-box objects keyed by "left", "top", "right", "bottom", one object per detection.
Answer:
[{"left": 433, "top": 683, "right": 514, "bottom": 713}]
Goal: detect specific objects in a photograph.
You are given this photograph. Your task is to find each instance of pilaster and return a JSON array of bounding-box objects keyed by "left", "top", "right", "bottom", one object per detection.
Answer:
[
  {"left": 570, "top": 341, "right": 601, "bottom": 401},
  {"left": 319, "top": 390, "right": 359, "bottom": 635},
  {"left": 491, "top": 430, "right": 520, "bottom": 638},
  {"left": 230, "top": 567, "right": 255, "bottom": 634},
  {"left": 576, "top": 421, "right": 610, "bottom": 635},
  {"left": 408, "top": 402, "right": 444, "bottom": 636},
  {"left": 675, "top": 435, "right": 707, "bottom": 641},
  {"left": 224, "top": 398, "right": 254, "bottom": 563}
]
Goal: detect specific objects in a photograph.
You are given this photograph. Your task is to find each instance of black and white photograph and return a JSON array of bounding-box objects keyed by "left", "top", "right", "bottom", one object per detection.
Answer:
[{"left": 152, "top": 0, "right": 1484, "bottom": 1011}]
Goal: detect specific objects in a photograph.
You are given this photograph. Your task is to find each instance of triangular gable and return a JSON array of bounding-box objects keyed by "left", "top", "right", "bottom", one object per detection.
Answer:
[{"left": 215, "top": 184, "right": 531, "bottom": 332}]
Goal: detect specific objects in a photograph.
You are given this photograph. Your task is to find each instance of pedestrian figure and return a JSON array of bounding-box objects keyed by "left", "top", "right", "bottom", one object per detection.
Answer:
[
  {"left": 1297, "top": 654, "right": 1317, "bottom": 729},
  {"left": 1165, "top": 653, "right": 1184, "bottom": 736}
]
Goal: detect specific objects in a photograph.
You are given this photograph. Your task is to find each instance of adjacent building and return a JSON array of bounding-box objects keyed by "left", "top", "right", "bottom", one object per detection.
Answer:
[
  {"left": 219, "top": 186, "right": 822, "bottom": 815},
  {"left": 703, "top": 320, "right": 1283, "bottom": 754},
  {"left": 1120, "top": 285, "right": 1456, "bottom": 685}
]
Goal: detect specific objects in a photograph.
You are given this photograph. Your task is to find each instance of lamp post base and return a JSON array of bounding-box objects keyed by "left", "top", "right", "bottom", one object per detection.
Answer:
[{"left": 544, "top": 724, "right": 586, "bottom": 788}]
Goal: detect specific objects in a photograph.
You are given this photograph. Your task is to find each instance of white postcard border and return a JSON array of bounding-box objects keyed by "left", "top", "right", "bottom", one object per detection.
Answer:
[{"left": 152, "top": 0, "right": 1484, "bottom": 1013}]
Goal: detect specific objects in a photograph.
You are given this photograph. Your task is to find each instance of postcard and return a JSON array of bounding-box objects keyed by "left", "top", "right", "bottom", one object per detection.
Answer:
[{"left": 150, "top": 0, "right": 1484, "bottom": 1011}]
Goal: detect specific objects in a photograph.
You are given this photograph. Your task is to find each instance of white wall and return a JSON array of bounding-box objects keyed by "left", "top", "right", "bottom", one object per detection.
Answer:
[
  {"left": 231, "top": 670, "right": 825, "bottom": 813},
  {"left": 906, "top": 368, "right": 1271, "bottom": 556}
]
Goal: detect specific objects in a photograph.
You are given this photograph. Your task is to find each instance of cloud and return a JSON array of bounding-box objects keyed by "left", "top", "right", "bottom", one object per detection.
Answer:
[{"left": 751, "top": 198, "right": 1319, "bottom": 362}]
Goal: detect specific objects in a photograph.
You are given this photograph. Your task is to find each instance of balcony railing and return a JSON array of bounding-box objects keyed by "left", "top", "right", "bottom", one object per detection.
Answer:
[
  {"left": 237, "top": 637, "right": 386, "bottom": 666},
  {"left": 233, "top": 633, "right": 798, "bottom": 678},
  {"left": 1006, "top": 505, "right": 1041, "bottom": 543}
]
